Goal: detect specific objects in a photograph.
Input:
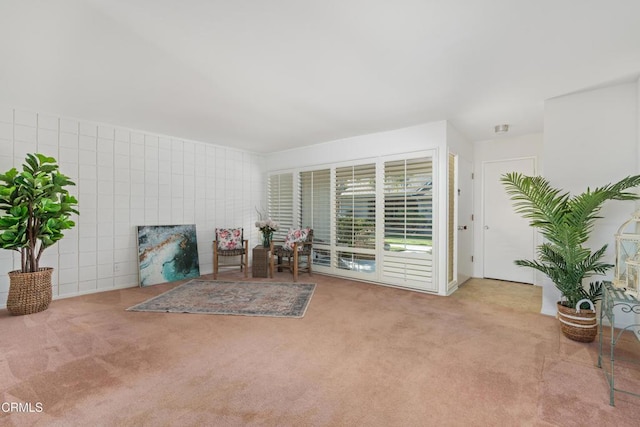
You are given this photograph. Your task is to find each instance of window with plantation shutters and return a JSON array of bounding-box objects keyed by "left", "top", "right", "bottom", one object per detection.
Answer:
[
  {"left": 335, "top": 163, "right": 376, "bottom": 273},
  {"left": 382, "top": 157, "right": 434, "bottom": 288},
  {"left": 268, "top": 151, "right": 438, "bottom": 291},
  {"left": 268, "top": 173, "right": 294, "bottom": 240},
  {"left": 300, "top": 169, "right": 331, "bottom": 266}
]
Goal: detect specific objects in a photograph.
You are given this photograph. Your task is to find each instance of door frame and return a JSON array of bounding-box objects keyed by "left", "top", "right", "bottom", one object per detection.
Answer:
[
  {"left": 455, "top": 155, "right": 473, "bottom": 287},
  {"left": 480, "top": 156, "right": 537, "bottom": 282}
]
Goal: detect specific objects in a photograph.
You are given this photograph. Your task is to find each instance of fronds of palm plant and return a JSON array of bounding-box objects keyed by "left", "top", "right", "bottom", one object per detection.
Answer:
[{"left": 501, "top": 172, "right": 640, "bottom": 308}]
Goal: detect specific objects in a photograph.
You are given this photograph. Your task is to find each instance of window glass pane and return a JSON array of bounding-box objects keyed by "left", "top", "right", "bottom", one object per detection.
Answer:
[
  {"left": 384, "top": 158, "right": 433, "bottom": 253},
  {"left": 313, "top": 248, "right": 331, "bottom": 267},
  {"left": 335, "top": 164, "right": 376, "bottom": 250},
  {"left": 336, "top": 251, "right": 376, "bottom": 273}
]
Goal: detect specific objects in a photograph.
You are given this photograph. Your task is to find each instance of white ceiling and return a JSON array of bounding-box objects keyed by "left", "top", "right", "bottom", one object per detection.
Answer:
[{"left": 1, "top": 0, "right": 640, "bottom": 153}]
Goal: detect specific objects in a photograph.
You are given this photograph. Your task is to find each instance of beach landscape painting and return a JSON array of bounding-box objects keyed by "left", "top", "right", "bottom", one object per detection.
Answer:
[{"left": 137, "top": 224, "right": 201, "bottom": 287}]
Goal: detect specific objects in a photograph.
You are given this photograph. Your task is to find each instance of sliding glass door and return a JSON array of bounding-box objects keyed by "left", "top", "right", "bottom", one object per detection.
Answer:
[{"left": 268, "top": 151, "right": 437, "bottom": 291}]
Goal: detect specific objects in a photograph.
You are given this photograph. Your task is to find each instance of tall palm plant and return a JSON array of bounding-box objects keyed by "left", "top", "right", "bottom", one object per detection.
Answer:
[{"left": 501, "top": 172, "right": 640, "bottom": 308}]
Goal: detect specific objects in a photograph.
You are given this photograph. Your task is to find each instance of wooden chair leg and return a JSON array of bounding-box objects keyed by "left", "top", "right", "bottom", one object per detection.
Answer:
[
  {"left": 243, "top": 251, "right": 248, "bottom": 277},
  {"left": 213, "top": 251, "right": 218, "bottom": 279},
  {"left": 243, "top": 240, "right": 248, "bottom": 277},
  {"left": 269, "top": 251, "right": 274, "bottom": 278}
]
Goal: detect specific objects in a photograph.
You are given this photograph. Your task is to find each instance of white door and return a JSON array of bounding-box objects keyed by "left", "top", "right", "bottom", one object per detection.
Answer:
[{"left": 483, "top": 158, "right": 535, "bottom": 283}]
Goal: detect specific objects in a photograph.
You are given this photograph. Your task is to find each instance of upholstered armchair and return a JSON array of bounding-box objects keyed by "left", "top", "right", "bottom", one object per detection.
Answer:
[
  {"left": 213, "top": 228, "right": 248, "bottom": 279},
  {"left": 269, "top": 228, "right": 313, "bottom": 282}
]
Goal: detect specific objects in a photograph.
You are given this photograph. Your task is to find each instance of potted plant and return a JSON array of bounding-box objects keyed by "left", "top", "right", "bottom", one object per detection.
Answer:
[
  {"left": 0, "top": 153, "right": 79, "bottom": 315},
  {"left": 501, "top": 172, "right": 640, "bottom": 342}
]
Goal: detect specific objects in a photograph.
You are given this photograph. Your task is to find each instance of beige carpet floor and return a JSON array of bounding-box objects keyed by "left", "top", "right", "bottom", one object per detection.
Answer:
[{"left": 1, "top": 272, "right": 640, "bottom": 426}]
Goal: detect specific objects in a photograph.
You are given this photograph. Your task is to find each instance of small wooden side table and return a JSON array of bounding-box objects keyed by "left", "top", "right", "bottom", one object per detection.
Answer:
[{"left": 252, "top": 245, "right": 270, "bottom": 278}]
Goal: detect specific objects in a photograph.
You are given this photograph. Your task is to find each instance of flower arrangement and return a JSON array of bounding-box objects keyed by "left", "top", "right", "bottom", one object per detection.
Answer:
[
  {"left": 255, "top": 208, "right": 279, "bottom": 247},
  {"left": 255, "top": 218, "right": 279, "bottom": 234},
  {"left": 255, "top": 218, "right": 279, "bottom": 247}
]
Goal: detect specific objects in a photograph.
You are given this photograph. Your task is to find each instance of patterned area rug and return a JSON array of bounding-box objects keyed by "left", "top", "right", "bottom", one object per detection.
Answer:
[{"left": 127, "top": 280, "right": 316, "bottom": 318}]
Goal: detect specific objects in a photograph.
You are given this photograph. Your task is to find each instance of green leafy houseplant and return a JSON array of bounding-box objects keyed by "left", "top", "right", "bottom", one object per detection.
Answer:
[
  {"left": 0, "top": 154, "right": 79, "bottom": 273},
  {"left": 501, "top": 173, "right": 640, "bottom": 309}
]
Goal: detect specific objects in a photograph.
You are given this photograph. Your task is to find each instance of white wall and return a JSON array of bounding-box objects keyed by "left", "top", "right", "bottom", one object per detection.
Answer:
[
  {"left": 0, "top": 107, "right": 264, "bottom": 307},
  {"left": 447, "top": 122, "right": 474, "bottom": 163},
  {"left": 472, "top": 133, "right": 544, "bottom": 280},
  {"left": 543, "top": 82, "right": 638, "bottom": 317},
  {"left": 265, "top": 121, "right": 447, "bottom": 171}
]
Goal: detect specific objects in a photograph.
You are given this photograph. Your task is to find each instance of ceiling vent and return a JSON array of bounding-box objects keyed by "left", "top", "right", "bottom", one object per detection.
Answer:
[{"left": 494, "top": 124, "right": 509, "bottom": 134}]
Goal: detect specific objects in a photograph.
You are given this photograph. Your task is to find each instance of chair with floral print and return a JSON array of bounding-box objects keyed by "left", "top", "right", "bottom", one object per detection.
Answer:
[
  {"left": 269, "top": 228, "right": 313, "bottom": 282},
  {"left": 213, "top": 228, "right": 248, "bottom": 279}
]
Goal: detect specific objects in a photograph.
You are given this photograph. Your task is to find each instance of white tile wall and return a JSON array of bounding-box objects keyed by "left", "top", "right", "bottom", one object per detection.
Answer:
[
  {"left": 0, "top": 108, "right": 265, "bottom": 307},
  {"left": 0, "top": 107, "right": 13, "bottom": 123}
]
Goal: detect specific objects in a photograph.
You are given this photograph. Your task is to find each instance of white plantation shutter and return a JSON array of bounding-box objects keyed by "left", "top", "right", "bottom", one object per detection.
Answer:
[
  {"left": 382, "top": 157, "right": 435, "bottom": 289},
  {"left": 300, "top": 169, "right": 330, "bottom": 243},
  {"left": 300, "top": 169, "right": 331, "bottom": 266},
  {"left": 268, "top": 173, "right": 294, "bottom": 240},
  {"left": 271, "top": 152, "right": 438, "bottom": 291},
  {"left": 335, "top": 163, "right": 376, "bottom": 273}
]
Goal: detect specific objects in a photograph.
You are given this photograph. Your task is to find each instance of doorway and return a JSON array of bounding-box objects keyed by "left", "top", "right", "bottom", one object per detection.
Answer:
[{"left": 482, "top": 158, "right": 535, "bottom": 284}]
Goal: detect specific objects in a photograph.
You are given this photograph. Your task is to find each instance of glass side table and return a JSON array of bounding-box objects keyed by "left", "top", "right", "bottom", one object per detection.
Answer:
[{"left": 597, "top": 281, "right": 640, "bottom": 405}]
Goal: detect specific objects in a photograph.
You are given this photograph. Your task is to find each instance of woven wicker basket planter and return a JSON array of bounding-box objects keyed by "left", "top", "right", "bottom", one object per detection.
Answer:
[
  {"left": 556, "top": 300, "right": 597, "bottom": 343},
  {"left": 7, "top": 268, "right": 53, "bottom": 316}
]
